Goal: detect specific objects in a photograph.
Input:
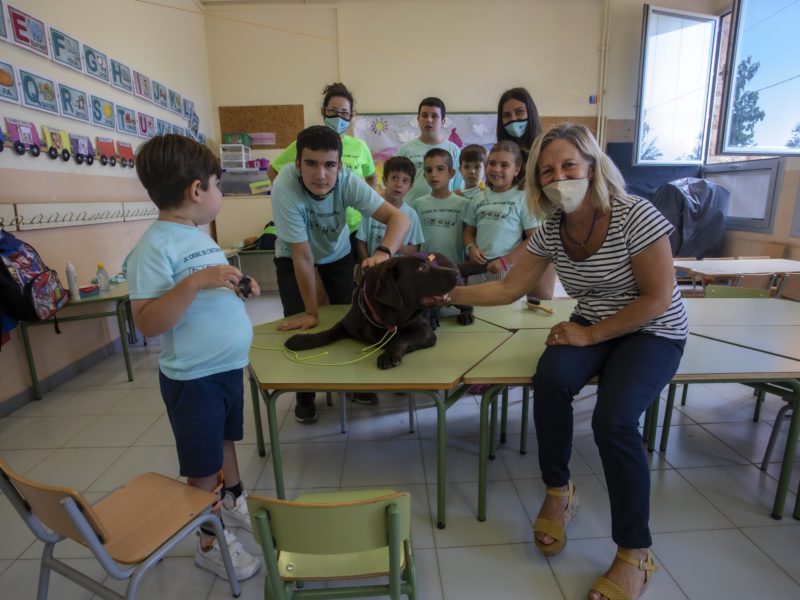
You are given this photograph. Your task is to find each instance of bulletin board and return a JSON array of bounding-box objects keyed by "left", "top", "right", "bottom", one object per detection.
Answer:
[{"left": 218, "top": 105, "right": 304, "bottom": 149}]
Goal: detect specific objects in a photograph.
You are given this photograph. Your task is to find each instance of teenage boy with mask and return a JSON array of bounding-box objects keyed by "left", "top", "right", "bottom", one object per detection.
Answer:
[{"left": 271, "top": 125, "right": 410, "bottom": 424}]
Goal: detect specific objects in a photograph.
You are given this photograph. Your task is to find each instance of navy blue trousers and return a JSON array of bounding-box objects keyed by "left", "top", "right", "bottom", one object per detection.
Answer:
[{"left": 532, "top": 320, "right": 685, "bottom": 548}]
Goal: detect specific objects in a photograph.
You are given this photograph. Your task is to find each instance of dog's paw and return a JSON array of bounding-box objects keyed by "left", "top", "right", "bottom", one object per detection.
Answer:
[
  {"left": 457, "top": 310, "right": 475, "bottom": 326},
  {"left": 377, "top": 351, "right": 402, "bottom": 370},
  {"left": 285, "top": 334, "right": 311, "bottom": 351}
]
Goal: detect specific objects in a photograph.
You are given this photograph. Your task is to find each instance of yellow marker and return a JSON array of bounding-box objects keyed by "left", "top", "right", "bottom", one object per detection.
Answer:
[{"left": 526, "top": 302, "right": 555, "bottom": 315}]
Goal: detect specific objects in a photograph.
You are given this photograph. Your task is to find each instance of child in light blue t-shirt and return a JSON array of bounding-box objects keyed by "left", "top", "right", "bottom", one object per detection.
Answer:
[
  {"left": 458, "top": 143, "right": 487, "bottom": 203},
  {"left": 463, "top": 140, "right": 539, "bottom": 283},
  {"left": 123, "top": 134, "right": 261, "bottom": 582},
  {"left": 396, "top": 97, "right": 463, "bottom": 207},
  {"left": 357, "top": 156, "right": 424, "bottom": 260},
  {"left": 414, "top": 148, "right": 468, "bottom": 264}
]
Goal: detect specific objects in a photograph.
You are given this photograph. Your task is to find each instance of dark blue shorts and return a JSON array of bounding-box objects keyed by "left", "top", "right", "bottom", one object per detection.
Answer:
[{"left": 159, "top": 368, "right": 244, "bottom": 478}]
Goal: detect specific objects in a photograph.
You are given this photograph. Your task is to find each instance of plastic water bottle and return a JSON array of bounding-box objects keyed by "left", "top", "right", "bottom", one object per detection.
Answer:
[
  {"left": 96, "top": 263, "right": 111, "bottom": 292},
  {"left": 65, "top": 260, "right": 80, "bottom": 300}
]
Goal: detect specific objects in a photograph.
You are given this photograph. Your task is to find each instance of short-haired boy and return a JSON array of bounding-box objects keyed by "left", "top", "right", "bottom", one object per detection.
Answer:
[
  {"left": 413, "top": 148, "right": 468, "bottom": 264},
  {"left": 124, "top": 134, "right": 261, "bottom": 581},
  {"left": 357, "top": 156, "right": 424, "bottom": 260},
  {"left": 396, "top": 97, "right": 463, "bottom": 207},
  {"left": 459, "top": 144, "right": 487, "bottom": 201}
]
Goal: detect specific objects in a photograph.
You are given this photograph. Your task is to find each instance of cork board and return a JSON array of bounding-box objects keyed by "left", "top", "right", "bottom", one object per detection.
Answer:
[
  {"left": 541, "top": 116, "right": 597, "bottom": 137},
  {"left": 218, "top": 104, "right": 304, "bottom": 149}
]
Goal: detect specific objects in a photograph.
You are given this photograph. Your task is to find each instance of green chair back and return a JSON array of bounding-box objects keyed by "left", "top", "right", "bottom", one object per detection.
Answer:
[
  {"left": 248, "top": 489, "right": 416, "bottom": 599},
  {"left": 704, "top": 284, "right": 770, "bottom": 298}
]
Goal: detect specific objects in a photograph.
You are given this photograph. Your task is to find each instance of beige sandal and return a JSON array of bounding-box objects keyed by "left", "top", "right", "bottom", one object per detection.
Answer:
[
  {"left": 590, "top": 549, "right": 658, "bottom": 600},
  {"left": 533, "top": 481, "right": 579, "bottom": 556}
]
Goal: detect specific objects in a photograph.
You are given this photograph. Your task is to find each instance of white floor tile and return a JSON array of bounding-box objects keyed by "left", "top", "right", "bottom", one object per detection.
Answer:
[
  {"left": 0, "top": 557, "right": 108, "bottom": 600},
  {"left": 255, "top": 441, "right": 346, "bottom": 490},
  {"left": 649, "top": 469, "right": 734, "bottom": 533},
  {"left": 653, "top": 529, "right": 799, "bottom": 599},
  {"left": 437, "top": 544, "right": 563, "bottom": 599},
  {"left": 660, "top": 425, "right": 751, "bottom": 468},
  {"left": 420, "top": 437, "right": 510, "bottom": 484},
  {"left": 132, "top": 413, "right": 176, "bottom": 446},
  {"left": 342, "top": 439, "right": 425, "bottom": 487},
  {"left": 63, "top": 414, "right": 160, "bottom": 448},
  {"left": 0, "top": 448, "right": 53, "bottom": 474},
  {"left": 105, "top": 387, "right": 165, "bottom": 415},
  {"left": 498, "top": 433, "right": 594, "bottom": 479},
  {"left": 741, "top": 525, "right": 800, "bottom": 585},
  {"left": 45, "top": 388, "right": 132, "bottom": 417},
  {"left": 87, "top": 446, "right": 180, "bottom": 493},
  {"left": 0, "top": 494, "right": 36, "bottom": 559},
  {"left": 0, "top": 415, "right": 97, "bottom": 450},
  {"left": 25, "top": 447, "right": 126, "bottom": 492}
]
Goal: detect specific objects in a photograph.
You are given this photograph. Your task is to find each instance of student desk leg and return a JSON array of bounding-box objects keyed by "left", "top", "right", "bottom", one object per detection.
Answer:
[{"left": 19, "top": 299, "right": 133, "bottom": 400}]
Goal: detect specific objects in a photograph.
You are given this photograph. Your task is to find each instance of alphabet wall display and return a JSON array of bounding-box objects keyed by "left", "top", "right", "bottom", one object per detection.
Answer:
[
  {"left": 152, "top": 80, "right": 167, "bottom": 108},
  {"left": 90, "top": 94, "right": 115, "bottom": 130},
  {"left": 182, "top": 98, "right": 194, "bottom": 121},
  {"left": 138, "top": 112, "right": 155, "bottom": 138},
  {"left": 49, "top": 26, "right": 82, "bottom": 73},
  {"left": 0, "top": 61, "right": 20, "bottom": 105},
  {"left": 19, "top": 68, "right": 58, "bottom": 115},
  {"left": 0, "top": 1, "right": 8, "bottom": 40},
  {"left": 83, "top": 43, "right": 109, "bottom": 83},
  {"left": 57, "top": 82, "right": 89, "bottom": 122},
  {"left": 168, "top": 89, "right": 182, "bottom": 115},
  {"left": 156, "top": 118, "right": 170, "bottom": 136},
  {"left": 132, "top": 69, "right": 151, "bottom": 102},
  {"left": 115, "top": 104, "right": 137, "bottom": 135},
  {"left": 110, "top": 59, "right": 132, "bottom": 94},
  {"left": 7, "top": 5, "right": 49, "bottom": 57}
]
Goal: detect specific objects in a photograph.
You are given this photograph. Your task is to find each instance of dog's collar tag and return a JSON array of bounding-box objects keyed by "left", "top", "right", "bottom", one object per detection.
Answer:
[{"left": 427, "top": 254, "right": 438, "bottom": 265}]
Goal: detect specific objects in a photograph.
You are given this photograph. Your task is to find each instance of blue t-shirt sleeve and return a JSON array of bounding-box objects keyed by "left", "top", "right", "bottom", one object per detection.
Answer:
[
  {"left": 356, "top": 217, "right": 369, "bottom": 242},
  {"left": 272, "top": 166, "right": 309, "bottom": 244},
  {"left": 124, "top": 240, "right": 174, "bottom": 300},
  {"left": 344, "top": 170, "right": 385, "bottom": 217},
  {"left": 403, "top": 206, "right": 425, "bottom": 245}
]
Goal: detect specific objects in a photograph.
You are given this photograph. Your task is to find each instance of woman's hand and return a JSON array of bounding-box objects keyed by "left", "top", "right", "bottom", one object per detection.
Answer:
[
  {"left": 547, "top": 321, "right": 596, "bottom": 347},
  {"left": 276, "top": 312, "right": 319, "bottom": 332}
]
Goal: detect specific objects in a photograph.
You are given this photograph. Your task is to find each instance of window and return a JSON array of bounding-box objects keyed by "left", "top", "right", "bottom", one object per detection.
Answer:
[
  {"left": 702, "top": 157, "right": 784, "bottom": 232},
  {"left": 719, "top": 0, "right": 800, "bottom": 155},
  {"left": 633, "top": 6, "right": 718, "bottom": 165}
]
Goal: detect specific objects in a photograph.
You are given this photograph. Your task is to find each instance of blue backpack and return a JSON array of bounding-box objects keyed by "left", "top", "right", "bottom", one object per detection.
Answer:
[{"left": 0, "top": 230, "right": 70, "bottom": 326}]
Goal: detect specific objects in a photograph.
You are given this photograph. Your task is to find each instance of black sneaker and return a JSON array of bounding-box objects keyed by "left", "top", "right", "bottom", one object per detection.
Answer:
[
  {"left": 352, "top": 392, "right": 379, "bottom": 406},
  {"left": 294, "top": 393, "right": 318, "bottom": 424}
]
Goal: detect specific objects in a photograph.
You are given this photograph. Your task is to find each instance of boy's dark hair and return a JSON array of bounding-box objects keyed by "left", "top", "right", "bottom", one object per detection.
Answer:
[
  {"left": 423, "top": 147, "right": 453, "bottom": 170},
  {"left": 460, "top": 144, "right": 487, "bottom": 165},
  {"left": 296, "top": 125, "right": 343, "bottom": 160},
  {"left": 322, "top": 82, "right": 354, "bottom": 112},
  {"left": 418, "top": 96, "right": 446, "bottom": 119},
  {"left": 382, "top": 156, "right": 416, "bottom": 181},
  {"left": 496, "top": 87, "right": 542, "bottom": 152},
  {"left": 135, "top": 134, "right": 220, "bottom": 210}
]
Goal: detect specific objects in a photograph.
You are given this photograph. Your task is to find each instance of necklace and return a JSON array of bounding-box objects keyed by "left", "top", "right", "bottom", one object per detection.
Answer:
[{"left": 562, "top": 209, "right": 599, "bottom": 248}]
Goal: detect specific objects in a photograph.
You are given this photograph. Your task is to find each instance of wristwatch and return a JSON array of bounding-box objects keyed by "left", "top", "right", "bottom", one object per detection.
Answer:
[{"left": 375, "top": 245, "right": 392, "bottom": 257}]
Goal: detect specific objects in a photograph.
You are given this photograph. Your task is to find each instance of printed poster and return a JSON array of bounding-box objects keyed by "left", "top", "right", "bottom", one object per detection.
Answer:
[
  {"left": 156, "top": 118, "right": 171, "bottom": 136},
  {"left": 168, "top": 89, "right": 182, "bottom": 115},
  {"left": 152, "top": 80, "right": 167, "bottom": 108},
  {"left": 0, "top": 1, "right": 7, "bottom": 40},
  {"left": 7, "top": 5, "right": 49, "bottom": 57},
  {"left": 49, "top": 26, "right": 82, "bottom": 72},
  {"left": 18, "top": 68, "right": 58, "bottom": 114},
  {"left": 57, "top": 82, "right": 89, "bottom": 122},
  {"left": 132, "top": 70, "right": 151, "bottom": 101},
  {"left": 90, "top": 94, "right": 115, "bottom": 130},
  {"left": 182, "top": 98, "right": 194, "bottom": 121},
  {"left": 189, "top": 110, "right": 199, "bottom": 137},
  {"left": 0, "top": 61, "right": 19, "bottom": 104},
  {"left": 171, "top": 123, "right": 184, "bottom": 136},
  {"left": 115, "top": 104, "right": 137, "bottom": 135},
  {"left": 83, "top": 43, "right": 109, "bottom": 83},
  {"left": 138, "top": 112, "right": 155, "bottom": 138},
  {"left": 110, "top": 59, "right": 132, "bottom": 94}
]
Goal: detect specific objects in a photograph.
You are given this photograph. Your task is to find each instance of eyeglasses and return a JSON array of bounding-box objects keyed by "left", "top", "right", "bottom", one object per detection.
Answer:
[{"left": 324, "top": 108, "right": 352, "bottom": 120}]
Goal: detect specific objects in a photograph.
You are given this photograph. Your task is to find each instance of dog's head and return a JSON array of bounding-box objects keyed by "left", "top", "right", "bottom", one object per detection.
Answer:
[{"left": 368, "top": 253, "right": 458, "bottom": 312}]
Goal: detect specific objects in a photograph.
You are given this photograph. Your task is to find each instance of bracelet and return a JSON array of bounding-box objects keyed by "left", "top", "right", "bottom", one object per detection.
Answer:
[
  {"left": 465, "top": 243, "right": 475, "bottom": 256},
  {"left": 498, "top": 256, "right": 509, "bottom": 272},
  {"left": 375, "top": 245, "right": 392, "bottom": 257}
]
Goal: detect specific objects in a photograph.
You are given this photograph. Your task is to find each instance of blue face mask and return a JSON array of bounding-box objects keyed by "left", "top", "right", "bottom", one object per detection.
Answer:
[
  {"left": 504, "top": 119, "right": 528, "bottom": 139},
  {"left": 324, "top": 116, "right": 350, "bottom": 135}
]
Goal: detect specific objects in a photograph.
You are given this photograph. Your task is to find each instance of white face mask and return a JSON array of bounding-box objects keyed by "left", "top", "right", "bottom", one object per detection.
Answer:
[{"left": 542, "top": 178, "right": 589, "bottom": 213}]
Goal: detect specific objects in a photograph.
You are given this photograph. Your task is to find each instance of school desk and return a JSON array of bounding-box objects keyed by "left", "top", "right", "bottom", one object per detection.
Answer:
[
  {"left": 471, "top": 298, "right": 577, "bottom": 330},
  {"left": 683, "top": 297, "right": 800, "bottom": 325},
  {"left": 247, "top": 305, "right": 510, "bottom": 528},
  {"left": 463, "top": 328, "right": 800, "bottom": 522},
  {"left": 673, "top": 258, "right": 800, "bottom": 278},
  {"left": 20, "top": 283, "right": 133, "bottom": 400}
]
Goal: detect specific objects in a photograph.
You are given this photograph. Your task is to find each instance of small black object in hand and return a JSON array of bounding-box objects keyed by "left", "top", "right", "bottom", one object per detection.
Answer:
[{"left": 238, "top": 276, "right": 252, "bottom": 298}]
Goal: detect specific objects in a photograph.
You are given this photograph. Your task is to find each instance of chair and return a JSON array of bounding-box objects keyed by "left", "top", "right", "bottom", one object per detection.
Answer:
[
  {"left": 734, "top": 273, "right": 776, "bottom": 290},
  {"left": 703, "top": 284, "right": 770, "bottom": 298},
  {"left": 248, "top": 489, "right": 416, "bottom": 599},
  {"left": 776, "top": 273, "right": 800, "bottom": 301},
  {"left": 0, "top": 460, "right": 241, "bottom": 600}
]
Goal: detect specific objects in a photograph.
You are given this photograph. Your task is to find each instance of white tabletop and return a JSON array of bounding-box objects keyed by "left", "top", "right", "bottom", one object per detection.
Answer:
[{"left": 674, "top": 258, "right": 800, "bottom": 276}]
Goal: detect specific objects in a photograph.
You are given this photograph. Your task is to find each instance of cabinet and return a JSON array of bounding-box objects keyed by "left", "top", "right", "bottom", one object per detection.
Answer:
[{"left": 219, "top": 144, "right": 251, "bottom": 171}]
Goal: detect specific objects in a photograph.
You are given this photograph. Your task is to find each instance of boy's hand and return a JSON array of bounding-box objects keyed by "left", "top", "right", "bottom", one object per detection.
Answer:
[
  {"left": 243, "top": 276, "right": 261, "bottom": 298},
  {"left": 192, "top": 265, "right": 242, "bottom": 291},
  {"left": 469, "top": 246, "right": 488, "bottom": 265},
  {"left": 361, "top": 252, "right": 390, "bottom": 269},
  {"left": 276, "top": 312, "right": 318, "bottom": 331}
]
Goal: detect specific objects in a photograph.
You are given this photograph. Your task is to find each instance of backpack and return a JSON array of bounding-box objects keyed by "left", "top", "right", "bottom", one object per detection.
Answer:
[
  {"left": 0, "top": 230, "right": 70, "bottom": 326},
  {"left": 256, "top": 221, "right": 277, "bottom": 250}
]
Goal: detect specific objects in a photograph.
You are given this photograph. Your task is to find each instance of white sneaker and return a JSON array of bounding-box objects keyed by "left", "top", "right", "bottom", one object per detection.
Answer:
[
  {"left": 194, "top": 529, "right": 260, "bottom": 581},
  {"left": 221, "top": 491, "right": 252, "bottom": 532}
]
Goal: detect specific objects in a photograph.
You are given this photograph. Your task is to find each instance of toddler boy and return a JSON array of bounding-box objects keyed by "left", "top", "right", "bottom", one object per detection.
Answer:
[
  {"left": 124, "top": 134, "right": 260, "bottom": 581},
  {"left": 413, "top": 148, "right": 468, "bottom": 264},
  {"left": 357, "top": 156, "right": 424, "bottom": 260},
  {"left": 459, "top": 143, "right": 487, "bottom": 201}
]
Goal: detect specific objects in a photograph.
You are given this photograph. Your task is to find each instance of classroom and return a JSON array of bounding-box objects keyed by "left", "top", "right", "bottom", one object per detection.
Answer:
[{"left": 1, "top": 1, "right": 800, "bottom": 599}]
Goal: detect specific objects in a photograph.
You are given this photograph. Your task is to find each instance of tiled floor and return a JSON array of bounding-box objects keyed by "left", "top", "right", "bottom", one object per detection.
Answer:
[{"left": 1, "top": 292, "right": 799, "bottom": 599}]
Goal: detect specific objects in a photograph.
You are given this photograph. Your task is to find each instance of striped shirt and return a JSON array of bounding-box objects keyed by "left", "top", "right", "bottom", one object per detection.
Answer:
[{"left": 527, "top": 195, "right": 688, "bottom": 340}]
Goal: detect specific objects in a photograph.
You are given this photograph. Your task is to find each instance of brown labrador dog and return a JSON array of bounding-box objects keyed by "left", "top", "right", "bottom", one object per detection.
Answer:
[{"left": 284, "top": 253, "right": 471, "bottom": 369}]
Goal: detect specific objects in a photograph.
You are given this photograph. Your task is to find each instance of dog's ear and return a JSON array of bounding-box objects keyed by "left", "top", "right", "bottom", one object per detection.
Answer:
[{"left": 372, "top": 261, "right": 404, "bottom": 310}]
